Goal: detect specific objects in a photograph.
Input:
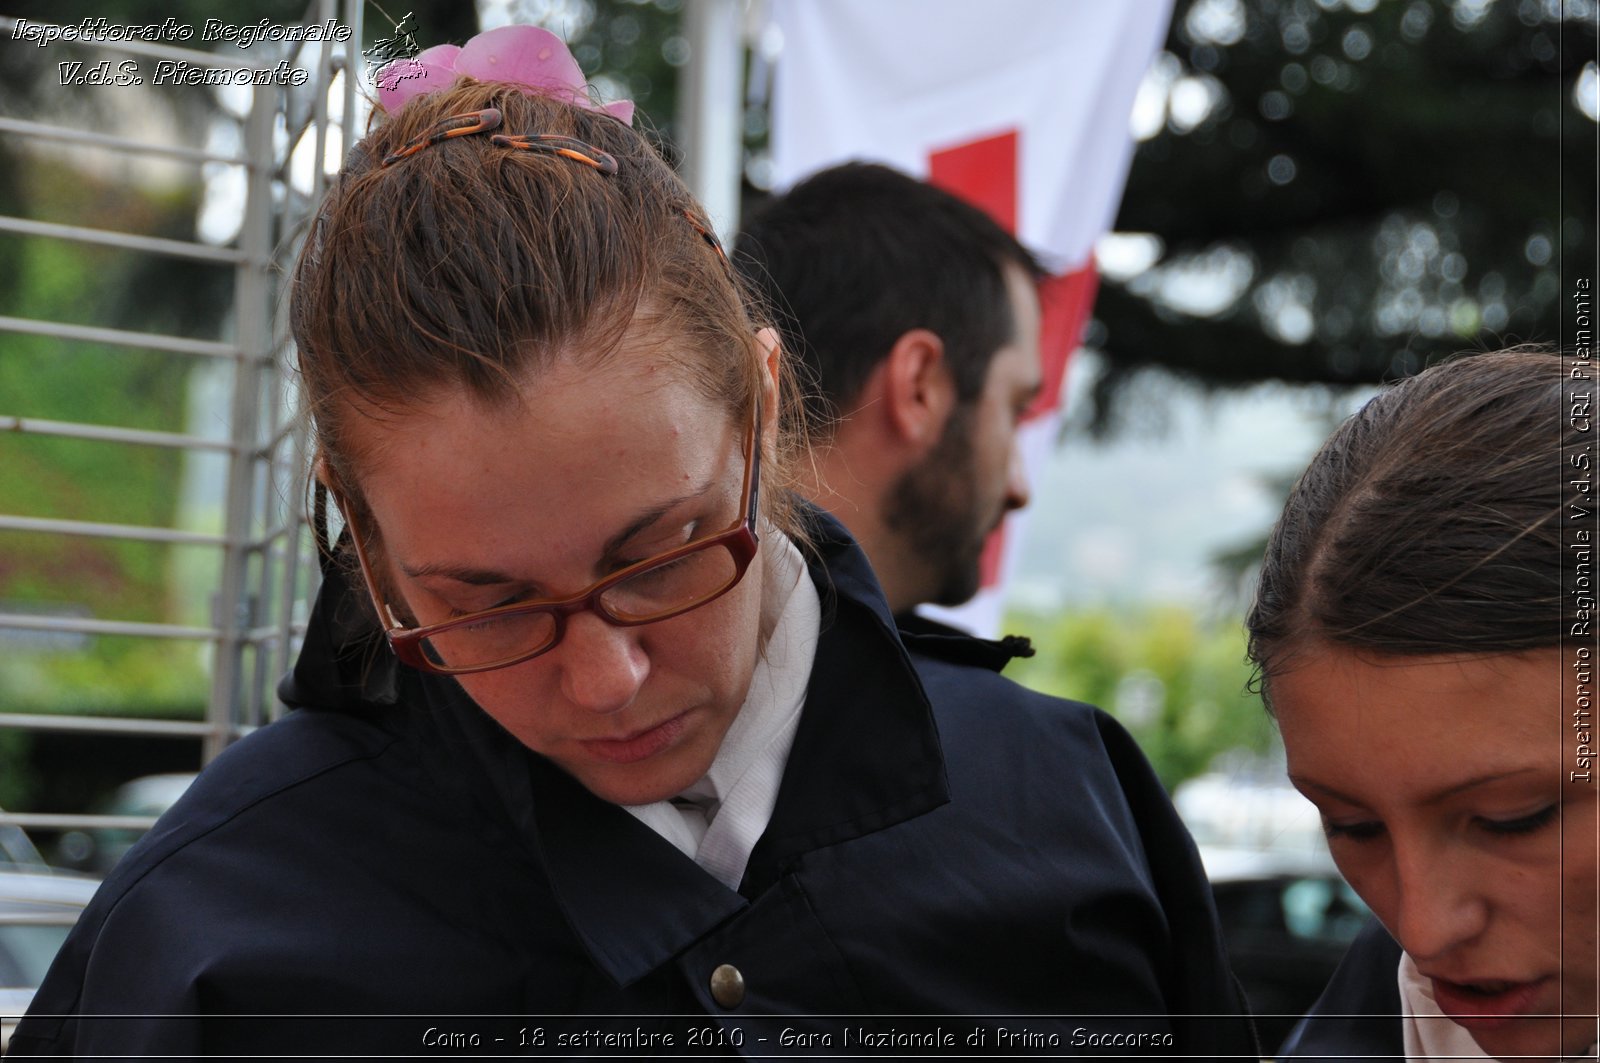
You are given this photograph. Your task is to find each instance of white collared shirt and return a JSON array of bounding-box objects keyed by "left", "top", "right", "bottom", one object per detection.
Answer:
[{"left": 622, "top": 532, "right": 820, "bottom": 889}]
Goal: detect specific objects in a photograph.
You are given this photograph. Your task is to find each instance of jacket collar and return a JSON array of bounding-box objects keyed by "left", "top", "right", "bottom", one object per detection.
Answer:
[
  {"left": 895, "top": 611, "right": 1036, "bottom": 672},
  {"left": 741, "top": 508, "right": 950, "bottom": 889},
  {"left": 277, "top": 548, "right": 401, "bottom": 714},
  {"left": 280, "top": 508, "right": 950, "bottom": 987}
]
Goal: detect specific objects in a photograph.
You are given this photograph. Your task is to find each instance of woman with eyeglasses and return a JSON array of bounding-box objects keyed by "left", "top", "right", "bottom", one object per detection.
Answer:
[
  {"left": 13, "top": 27, "right": 1255, "bottom": 1058},
  {"left": 1250, "top": 348, "right": 1597, "bottom": 1061}
]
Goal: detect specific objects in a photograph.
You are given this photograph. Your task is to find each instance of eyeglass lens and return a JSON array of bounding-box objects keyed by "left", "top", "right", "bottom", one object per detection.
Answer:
[{"left": 417, "top": 540, "right": 744, "bottom": 670}]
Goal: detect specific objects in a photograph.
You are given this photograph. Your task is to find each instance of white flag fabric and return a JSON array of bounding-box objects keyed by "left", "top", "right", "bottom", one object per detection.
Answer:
[{"left": 769, "top": 0, "right": 1171, "bottom": 636}]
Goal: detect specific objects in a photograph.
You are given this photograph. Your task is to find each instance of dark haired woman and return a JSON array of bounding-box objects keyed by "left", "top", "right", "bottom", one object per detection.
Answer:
[
  {"left": 1248, "top": 348, "right": 1597, "bottom": 1060},
  {"left": 10, "top": 26, "right": 1255, "bottom": 1058}
]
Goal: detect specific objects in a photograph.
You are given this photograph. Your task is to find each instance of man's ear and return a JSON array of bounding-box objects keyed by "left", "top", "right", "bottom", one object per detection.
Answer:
[{"left": 880, "top": 328, "right": 956, "bottom": 450}]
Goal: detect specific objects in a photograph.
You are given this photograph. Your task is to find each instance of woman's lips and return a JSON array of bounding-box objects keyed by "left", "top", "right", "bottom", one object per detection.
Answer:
[
  {"left": 578, "top": 712, "right": 689, "bottom": 764},
  {"left": 1430, "top": 975, "right": 1552, "bottom": 1031}
]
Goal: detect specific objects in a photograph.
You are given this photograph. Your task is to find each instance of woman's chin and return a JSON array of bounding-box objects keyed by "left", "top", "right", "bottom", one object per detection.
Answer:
[
  {"left": 570, "top": 763, "right": 697, "bottom": 807},
  {"left": 562, "top": 735, "right": 716, "bottom": 807}
]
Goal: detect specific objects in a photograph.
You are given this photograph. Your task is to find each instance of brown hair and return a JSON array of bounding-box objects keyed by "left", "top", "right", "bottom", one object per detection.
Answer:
[
  {"left": 1246, "top": 348, "right": 1576, "bottom": 705},
  {"left": 734, "top": 162, "right": 1045, "bottom": 431},
  {"left": 290, "top": 80, "right": 807, "bottom": 552}
]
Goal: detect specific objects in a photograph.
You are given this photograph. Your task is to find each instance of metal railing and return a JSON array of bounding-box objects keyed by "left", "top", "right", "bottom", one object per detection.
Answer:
[{"left": 0, "top": 2, "right": 365, "bottom": 836}]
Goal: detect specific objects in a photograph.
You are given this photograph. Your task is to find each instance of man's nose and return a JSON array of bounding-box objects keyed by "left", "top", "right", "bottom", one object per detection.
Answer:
[{"left": 1003, "top": 435, "right": 1031, "bottom": 513}]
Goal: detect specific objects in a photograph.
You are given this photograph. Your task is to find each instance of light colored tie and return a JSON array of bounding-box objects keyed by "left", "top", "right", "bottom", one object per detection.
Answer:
[
  {"left": 692, "top": 743, "right": 790, "bottom": 889},
  {"left": 669, "top": 793, "right": 714, "bottom": 848}
]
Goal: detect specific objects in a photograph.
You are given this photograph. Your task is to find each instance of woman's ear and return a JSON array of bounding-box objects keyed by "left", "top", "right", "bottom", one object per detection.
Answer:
[
  {"left": 755, "top": 326, "right": 783, "bottom": 438},
  {"left": 313, "top": 455, "right": 335, "bottom": 491}
]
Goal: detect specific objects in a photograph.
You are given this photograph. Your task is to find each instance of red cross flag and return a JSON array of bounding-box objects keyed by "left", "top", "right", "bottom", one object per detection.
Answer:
[{"left": 769, "top": 0, "right": 1171, "bottom": 636}]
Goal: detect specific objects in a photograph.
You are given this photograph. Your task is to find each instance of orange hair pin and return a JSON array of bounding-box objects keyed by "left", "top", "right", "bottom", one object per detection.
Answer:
[
  {"left": 381, "top": 108, "right": 505, "bottom": 166},
  {"left": 679, "top": 208, "right": 728, "bottom": 263},
  {"left": 380, "top": 108, "right": 618, "bottom": 176},
  {"left": 491, "top": 134, "right": 619, "bottom": 175}
]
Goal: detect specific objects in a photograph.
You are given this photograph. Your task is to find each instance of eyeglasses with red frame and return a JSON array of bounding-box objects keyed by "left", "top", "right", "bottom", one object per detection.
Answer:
[{"left": 336, "top": 412, "right": 761, "bottom": 676}]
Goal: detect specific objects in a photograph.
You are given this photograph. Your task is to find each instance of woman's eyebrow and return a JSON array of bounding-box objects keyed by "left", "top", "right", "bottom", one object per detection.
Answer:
[
  {"left": 599, "top": 475, "right": 718, "bottom": 559},
  {"left": 399, "top": 560, "right": 519, "bottom": 586},
  {"left": 1289, "top": 776, "right": 1363, "bottom": 806},
  {"left": 1292, "top": 767, "right": 1548, "bottom": 808},
  {"left": 1417, "top": 766, "right": 1546, "bottom": 805},
  {"left": 399, "top": 474, "right": 721, "bottom": 586}
]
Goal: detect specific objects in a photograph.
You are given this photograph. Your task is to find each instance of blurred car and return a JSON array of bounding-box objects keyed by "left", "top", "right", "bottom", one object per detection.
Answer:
[
  {"left": 0, "top": 823, "right": 47, "bottom": 869},
  {"left": 1201, "top": 846, "right": 1370, "bottom": 1051},
  {"left": 56, "top": 772, "right": 197, "bottom": 875},
  {"left": 1176, "top": 768, "right": 1370, "bottom": 1053},
  {"left": 0, "top": 867, "right": 100, "bottom": 1052}
]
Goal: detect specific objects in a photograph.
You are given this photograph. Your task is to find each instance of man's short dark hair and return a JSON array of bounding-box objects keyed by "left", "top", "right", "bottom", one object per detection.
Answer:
[{"left": 733, "top": 162, "right": 1045, "bottom": 430}]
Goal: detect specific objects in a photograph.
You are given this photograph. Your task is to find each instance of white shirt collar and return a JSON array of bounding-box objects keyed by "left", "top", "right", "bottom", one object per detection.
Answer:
[{"left": 623, "top": 531, "right": 819, "bottom": 888}]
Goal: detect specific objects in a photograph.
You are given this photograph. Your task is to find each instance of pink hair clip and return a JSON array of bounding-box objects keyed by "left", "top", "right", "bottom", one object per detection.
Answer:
[{"left": 376, "top": 25, "right": 635, "bottom": 127}]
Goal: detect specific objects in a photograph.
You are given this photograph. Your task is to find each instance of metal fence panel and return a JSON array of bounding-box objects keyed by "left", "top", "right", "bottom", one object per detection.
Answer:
[{"left": 0, "top": 1, "right": 364, "bottom": 835}]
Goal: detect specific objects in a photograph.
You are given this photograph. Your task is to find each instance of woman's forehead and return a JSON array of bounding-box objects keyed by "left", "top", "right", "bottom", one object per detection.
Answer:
[
  {"left": 1276, "top": 646, "right": 1562, "bottom": 797},
  {"left": 350, "top": 357, "right": 741, "bottom": 569},
  {"left": 333, "top": 301, "right": 752, "bottom": 471},
  {"left": 350, "top": 351, "right": 730, "bottom": 461}
]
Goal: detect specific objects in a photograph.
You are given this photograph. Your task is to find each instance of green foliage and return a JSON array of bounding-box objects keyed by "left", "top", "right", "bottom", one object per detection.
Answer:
[
  {"left": 0, "top": 640, "right": 207, "bottom": 719},
  {"left": 565, "top": 0, "right": 685, "bottom": 138},
  {"left": 0, "top": 730, "right": 33, "bottom": 810},
  {"left": 1005, "top": 606, "right": 1277, "bottom": 791},
  {"left": 0, "top": 163, "right": 210, "bottom": 741}
]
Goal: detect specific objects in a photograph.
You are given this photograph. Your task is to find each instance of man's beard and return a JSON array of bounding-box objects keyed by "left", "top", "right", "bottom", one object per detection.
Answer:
[{"left": 884, "top": 402, "right": 989, "bottom": 608}]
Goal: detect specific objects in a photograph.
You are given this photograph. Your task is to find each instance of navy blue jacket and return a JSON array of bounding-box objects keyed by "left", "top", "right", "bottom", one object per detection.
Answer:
[
  {"left": 1277, "top": 918, "right": 1404, "bottom": 1062},
  {"left": 12, "top": 513, "right": 1256, "bottom": 1058}
]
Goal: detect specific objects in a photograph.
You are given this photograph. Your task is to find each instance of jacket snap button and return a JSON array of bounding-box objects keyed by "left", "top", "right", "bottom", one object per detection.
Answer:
[{"left": 709, "top": 963, "right": 745, "bottom": 1008}]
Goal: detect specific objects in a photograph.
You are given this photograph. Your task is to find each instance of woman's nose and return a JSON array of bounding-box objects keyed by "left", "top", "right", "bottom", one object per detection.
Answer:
[
  {"left": 1389, "top": 840, "right": 1489, "bottom": 964},
  {"left": 555, "top": 610, "right": 650, "bottom": 714}
]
